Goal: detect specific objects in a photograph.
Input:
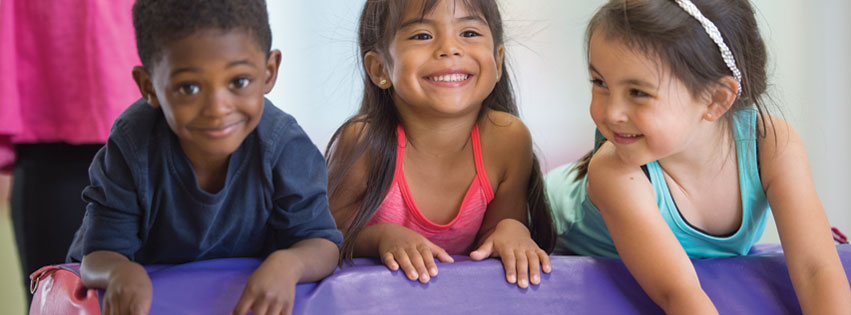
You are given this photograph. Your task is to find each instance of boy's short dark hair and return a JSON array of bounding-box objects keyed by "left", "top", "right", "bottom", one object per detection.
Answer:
[{"left": 132, "top": 0, "right": 272, "bottom": 69}]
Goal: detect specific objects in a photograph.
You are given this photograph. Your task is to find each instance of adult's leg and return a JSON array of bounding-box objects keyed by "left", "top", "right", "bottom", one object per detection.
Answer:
[{"left": 11, "top": 142, "right": 102, "bottom": 307}]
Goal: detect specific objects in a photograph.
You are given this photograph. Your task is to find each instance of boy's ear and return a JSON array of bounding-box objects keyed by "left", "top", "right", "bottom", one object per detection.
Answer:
[
  {"left": 703, "top": 75, "right": 739, "bottom": 122},
  {"left": 363, "top": 51, "right": 391, "bottom": 89},
  {"left": 263, "top": 49, "right": 283, "bottom": 94},
  {"left": 495, "top": 44, "right": 504, "bottom": 82},
  {"left": 132, "top": 66, "right": 158, "bottom": 108}
]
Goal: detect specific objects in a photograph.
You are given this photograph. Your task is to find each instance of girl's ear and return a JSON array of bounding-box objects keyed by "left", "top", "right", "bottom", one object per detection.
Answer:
[
  {"left": 263, "top": 49, "right": 283, "bottom": 94},
  {"left": 703, "top": 75, "right": 739, "bottom": 122},
  {"left": 495, "top": 44, "right": 504, "bottom": 82},
  {"left": 132, "top": 66, "right": 158, "bottom": 108},
  {"left": 364, "top": 51, "right": 391, "bottom": 89}
]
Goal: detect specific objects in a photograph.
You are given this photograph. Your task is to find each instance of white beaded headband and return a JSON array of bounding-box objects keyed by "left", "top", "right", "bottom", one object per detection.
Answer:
[{"left": 673, "top": 0, "right": 743, "bottom": 96}]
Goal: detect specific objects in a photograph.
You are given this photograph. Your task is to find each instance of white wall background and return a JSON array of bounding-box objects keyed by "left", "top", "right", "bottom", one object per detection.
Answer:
[{"left": 266, "top": 0, "right": 851, "bottom": 244}]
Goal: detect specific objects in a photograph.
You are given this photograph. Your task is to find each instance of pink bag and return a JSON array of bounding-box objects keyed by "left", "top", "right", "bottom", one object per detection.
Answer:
[{"left": 29, "top": 264, "right": 100, "bottom": 315}]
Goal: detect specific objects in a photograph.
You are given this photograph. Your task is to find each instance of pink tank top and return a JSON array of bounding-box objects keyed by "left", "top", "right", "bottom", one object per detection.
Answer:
[{"left": 366, "top": 125, "right": 495, "bottom": 254}]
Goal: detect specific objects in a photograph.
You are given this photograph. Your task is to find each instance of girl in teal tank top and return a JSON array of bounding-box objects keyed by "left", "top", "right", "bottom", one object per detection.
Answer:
[{"left": 546, "top": 0, "right": 851, "bottom": 313}]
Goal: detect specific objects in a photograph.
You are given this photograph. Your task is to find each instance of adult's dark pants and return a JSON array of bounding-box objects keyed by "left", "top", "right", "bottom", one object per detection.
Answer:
[{"left": 11, "top": 142, "right": 102, "bottom": 309}]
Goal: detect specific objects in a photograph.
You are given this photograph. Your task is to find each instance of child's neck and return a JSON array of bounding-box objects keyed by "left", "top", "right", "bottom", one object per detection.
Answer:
[
  {"left": 659, "top": 120, "right": 736, "bottom": 185},
  {"left": 185, "top": 151, "right": 231, "bottom": 194},
  {"left": 398, "top": 110, "right": 481, "bottom": 157}
]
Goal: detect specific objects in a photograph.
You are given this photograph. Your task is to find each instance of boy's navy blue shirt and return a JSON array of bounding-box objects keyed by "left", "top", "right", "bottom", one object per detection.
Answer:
[{"left": 67, "top": 98, "right": 343, "bottom": 264}]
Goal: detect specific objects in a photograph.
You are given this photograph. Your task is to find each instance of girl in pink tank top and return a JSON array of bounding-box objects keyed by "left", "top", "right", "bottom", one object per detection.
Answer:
[{"left": 326, "top": 0, "right": 555, "bottom": 289}]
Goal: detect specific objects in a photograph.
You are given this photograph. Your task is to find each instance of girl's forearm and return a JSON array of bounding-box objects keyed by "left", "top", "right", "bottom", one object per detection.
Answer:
[
  {"left": 656, "top": 287, "right": 717, "bottom": 315},
  {"left": 793, "top": 264, "right": 851, "bottom": 314}
]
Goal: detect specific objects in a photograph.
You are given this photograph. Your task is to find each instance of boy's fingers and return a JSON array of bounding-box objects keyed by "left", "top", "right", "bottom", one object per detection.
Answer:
[
  {"left": 515, "top": 249, "right": 530, "bottom": 288},
  {"left": 527, "top": 250, "right": 541, "bottom": 285},
  {"left": 231, "top": 294, "right": 253, "bottom": 315}
]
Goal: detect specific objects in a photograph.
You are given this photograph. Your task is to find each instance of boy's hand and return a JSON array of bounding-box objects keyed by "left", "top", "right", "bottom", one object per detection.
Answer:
[
  {"left": 470, "top": 218, "right": 551, "bottom": 288},
  {"left": 102, "top": 261, "right": 152, "bottom": 315},
  {"left": 376, "top": 223, "right": 454, "bottom": 283},
  {"left": 232, "top": 251, "right": 299, "bottom": 315}
]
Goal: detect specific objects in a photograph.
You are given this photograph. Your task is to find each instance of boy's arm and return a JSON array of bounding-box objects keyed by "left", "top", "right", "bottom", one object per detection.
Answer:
[
  {"left": 469, "top": 114, "right": 551, "bottom": 288},
  {"left": 759, "top": 117, "right": 851, "bottom": 314},
  {"left": 81, "top": 250, "right": 151, "bottom": 315},
  {"left": 588, "top": 143, "right": 717, "bottom": 314},
  {"left": 232, "top": 238, "right": 338, "bottom": 315}
]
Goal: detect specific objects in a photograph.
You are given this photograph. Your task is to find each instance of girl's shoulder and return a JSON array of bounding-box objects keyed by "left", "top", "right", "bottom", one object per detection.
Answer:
[
  {"left": 477, "top": 109, "right": 531, "bottom": 152},
  {"left": 585, "top": 142, "right": 654, "bottom": 210},
  {"left": 755, "top": 113, "right": 807, "bottom": 191}
]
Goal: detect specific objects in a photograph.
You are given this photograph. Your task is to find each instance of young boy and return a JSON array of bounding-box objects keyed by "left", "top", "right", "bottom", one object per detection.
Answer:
[{"left": 65, "top": 1, "right": 342, "bottom": 314}]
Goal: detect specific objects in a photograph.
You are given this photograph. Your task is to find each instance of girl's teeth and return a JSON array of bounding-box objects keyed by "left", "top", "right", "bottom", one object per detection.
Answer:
[{"left": 431, "top": 74, "right": 469, "bottom": 82}]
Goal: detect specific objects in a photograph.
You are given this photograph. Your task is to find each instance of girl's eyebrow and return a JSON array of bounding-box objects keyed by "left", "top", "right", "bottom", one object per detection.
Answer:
[
  {"left": 589, "top": 63, "right": 656, "bottom": 89},
  {"left": 399, "top": 15, "right": 488, "bottom": 30}
]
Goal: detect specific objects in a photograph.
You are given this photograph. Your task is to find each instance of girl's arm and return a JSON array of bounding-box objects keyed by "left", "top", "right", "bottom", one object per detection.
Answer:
[
  {"left": 759, "top": 116, "right": 851, "bottom": 314},
  {"left": 81, "top": 250, "right": 152, "bottom": 315},
  {"left": 469, "top": 113, "right": 551, "bottom": 288},
  {"left": 587, "top": 144, "right": 717, "bottom": 314}
]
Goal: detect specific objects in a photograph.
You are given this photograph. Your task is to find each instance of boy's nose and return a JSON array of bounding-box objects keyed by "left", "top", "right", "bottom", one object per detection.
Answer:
[{"left": 204, "top": 90, "right": 234, "bottom": 117}]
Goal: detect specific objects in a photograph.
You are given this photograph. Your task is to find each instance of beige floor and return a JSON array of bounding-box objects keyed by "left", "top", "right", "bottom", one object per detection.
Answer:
[{"left": 1, "top": 174, "right": 27, "bottom": 314}]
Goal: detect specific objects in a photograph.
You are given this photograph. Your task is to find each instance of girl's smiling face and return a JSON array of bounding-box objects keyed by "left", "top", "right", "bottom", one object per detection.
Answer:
[
  {"left": 588, "top": 32, "right": 709, "bottom": 166},
  {"left": 378, "top": 0, "right": 503, "bottom": 118},
  {"left": 138, "top": 29, "right": 280, "bottom": 164}
]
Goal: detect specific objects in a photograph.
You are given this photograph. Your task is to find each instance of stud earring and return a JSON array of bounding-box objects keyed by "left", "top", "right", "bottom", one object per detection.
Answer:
[
  {"left": 379, "top": 79, "right": 387, "bottom": 87},
  {"left": 705, "top": 113, "right": 713, "bottom": 120}
]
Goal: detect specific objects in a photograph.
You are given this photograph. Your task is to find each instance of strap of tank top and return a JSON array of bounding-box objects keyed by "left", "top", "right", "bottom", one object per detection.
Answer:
[
  {"left": 471, "top": 124, "right": 495, "bottom": 200},
  {"left": 395, "top": 125, "right": 406, "bottom": 177},
  {"left": 593, "top": 129, "right": 606, "bottom": 153}
]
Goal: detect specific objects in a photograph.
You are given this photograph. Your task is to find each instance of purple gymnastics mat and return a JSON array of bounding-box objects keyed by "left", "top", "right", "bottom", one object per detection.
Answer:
[{"left": 45, "top": 244, "right": 851, "bottom": 314}]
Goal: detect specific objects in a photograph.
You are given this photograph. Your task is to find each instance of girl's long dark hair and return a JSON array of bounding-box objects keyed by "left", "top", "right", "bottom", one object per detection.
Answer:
[
  {"left": 327, "top": 0, "right": 555, "bottom": 261},
  {"left": 573, "top": 0, "right": 771, "bottom": 181}
]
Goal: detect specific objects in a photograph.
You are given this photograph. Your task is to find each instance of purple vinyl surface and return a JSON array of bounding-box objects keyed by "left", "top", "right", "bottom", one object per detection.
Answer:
[{"left": 51, "top": 244, "right": 850, "bottom": 314}]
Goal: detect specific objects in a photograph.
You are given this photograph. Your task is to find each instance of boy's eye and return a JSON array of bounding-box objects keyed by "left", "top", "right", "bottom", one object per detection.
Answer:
[
  {"left": 178, "top": 83, "right": 199, "bottom": 95},
  {"left": 630, "top": 89, "right": 649, "bottom": 97},
  {"left": 461, "top": 31, "right": 480, "bottom": 38},
  {"left": 409, "top": 33, "right": 432, "bottom": 40},
  {"left": 230, "top": 77, "right": 252, "bottom": 89},
  {"left": 590, "top": 79, "right": 607, "bottom": 88}
]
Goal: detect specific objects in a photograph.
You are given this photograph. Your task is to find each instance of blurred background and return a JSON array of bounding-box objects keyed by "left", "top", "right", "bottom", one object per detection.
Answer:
[{"left": 2, "top": 0, "right": 849, "bottom": 312}]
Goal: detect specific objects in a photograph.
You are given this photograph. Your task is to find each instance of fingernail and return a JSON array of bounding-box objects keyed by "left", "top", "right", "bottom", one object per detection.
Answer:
[
  {"left": 409, "top": 272, "right": 418, "bottom": 280},
  {"left": 430, "top": 267, "right": 438, "bottom": 276},
  {"left": 532, "top": 275, "right": 540, "bottom": 284},
  {"left": 508, "top": 275, "right": 516, "bottom": 283}
]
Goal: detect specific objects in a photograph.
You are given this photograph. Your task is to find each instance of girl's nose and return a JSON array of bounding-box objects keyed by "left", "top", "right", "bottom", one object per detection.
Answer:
[
  {"left": 435, "top": 36, "right": 463, "bottom": 58},
  {"left": 605, "top": 98, "right": 629, "bottom": 124}
]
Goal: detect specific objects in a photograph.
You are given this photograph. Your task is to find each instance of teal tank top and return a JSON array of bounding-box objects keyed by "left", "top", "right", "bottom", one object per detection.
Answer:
[{"left": 545, "top": 109, "right": 770, "bottom": 258}]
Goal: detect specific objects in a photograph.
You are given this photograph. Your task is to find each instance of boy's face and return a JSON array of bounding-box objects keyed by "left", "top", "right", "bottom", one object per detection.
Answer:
[{"left": 134, "top": 29, "right": 281, "bottom": 164}]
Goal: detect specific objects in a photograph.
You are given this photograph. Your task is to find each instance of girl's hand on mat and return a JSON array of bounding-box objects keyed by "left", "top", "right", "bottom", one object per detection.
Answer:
[
  {"left": 377, "top": 223, "right": 454, "bottom": 283},
  {"left": 470, "top": 218, "right": 551, "bottom": 288},
  {"left": 102, "top": 261, "right": 152, "bottom": 315}
]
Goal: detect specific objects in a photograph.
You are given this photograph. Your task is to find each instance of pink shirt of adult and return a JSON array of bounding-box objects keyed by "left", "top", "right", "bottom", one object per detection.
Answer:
[{"left": 0, "top": 0, "right": 140, "bottom": 172}]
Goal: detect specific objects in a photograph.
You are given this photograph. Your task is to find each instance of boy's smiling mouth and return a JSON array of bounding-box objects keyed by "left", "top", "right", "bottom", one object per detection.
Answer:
[{"left": 192, "top": 120, "right": 244, "bottom": 139}]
